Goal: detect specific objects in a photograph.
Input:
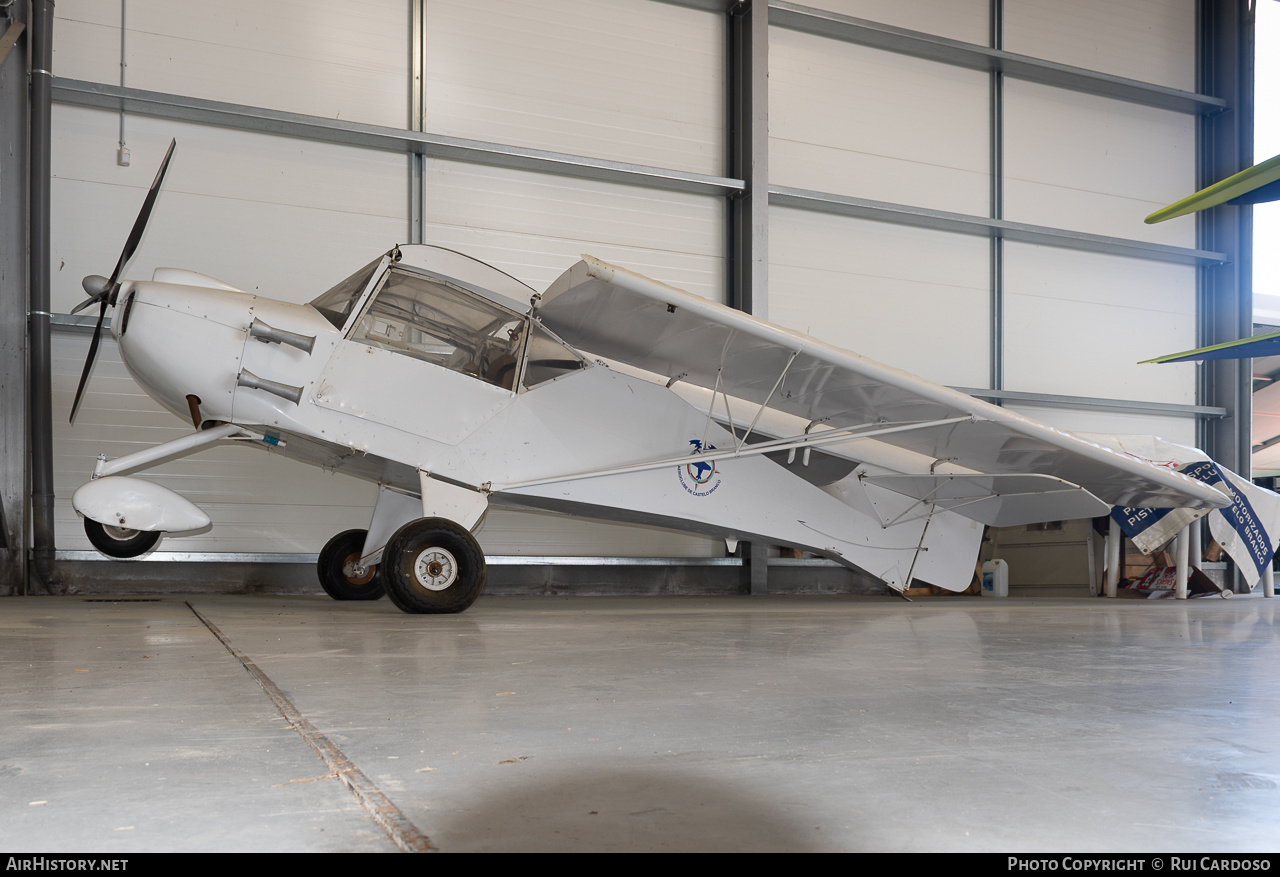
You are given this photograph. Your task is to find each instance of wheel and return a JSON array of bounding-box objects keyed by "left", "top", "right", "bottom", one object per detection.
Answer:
[
  {"left": 382, "top": 517, "right": 485, "bottom": 614},
  {"left": 317, "top": 529, "right": 385, "bottom": 601},
  {"left": 84, "top": 518, "right": 161, "bottom": 558}
]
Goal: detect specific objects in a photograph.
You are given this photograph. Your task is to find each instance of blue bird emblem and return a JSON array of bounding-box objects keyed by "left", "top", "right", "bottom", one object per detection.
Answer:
[{"left": 686, "top": 439, "right": 717, "bottom": 484}]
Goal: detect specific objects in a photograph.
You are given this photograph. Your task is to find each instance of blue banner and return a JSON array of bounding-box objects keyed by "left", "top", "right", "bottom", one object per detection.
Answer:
[{"left": 1113, "top": 460, "right": 1275, "bottom": 577}]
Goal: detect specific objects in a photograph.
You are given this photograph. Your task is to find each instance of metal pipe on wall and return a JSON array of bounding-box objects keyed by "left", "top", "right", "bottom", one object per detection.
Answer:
[{"left": 28, "top": 0, "right": 59, "bottom": 592}]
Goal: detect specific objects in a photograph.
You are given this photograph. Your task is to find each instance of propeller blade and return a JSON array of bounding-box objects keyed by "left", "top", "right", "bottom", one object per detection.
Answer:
[
  {"left": 69, "top": 297, "right": 109, "bottom": 423},
  {"left": 107, "top": 137, "right": 176, "bottom": 296},
  {"left": 1145, "top": 152, "right": 1280, "bottom": 224},
  {"left": 1139, "top": 330, "right": 1280, "bottom": 364},
  {"left": 70, "top": 142, "right": 175, "bottom": 422},
  {"left": 69, "top": 290, "right": 108, "bottom": 315}
]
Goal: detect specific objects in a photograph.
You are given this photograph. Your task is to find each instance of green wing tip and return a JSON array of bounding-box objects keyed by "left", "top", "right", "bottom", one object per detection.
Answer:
[{"left": 1146, "top": 153, "right": 1280, "bottom": 224}]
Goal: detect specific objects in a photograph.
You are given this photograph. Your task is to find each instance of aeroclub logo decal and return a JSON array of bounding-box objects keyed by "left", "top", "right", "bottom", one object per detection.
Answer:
[{"left": 678, "top": 439, "right": 722, "bottom": 497}]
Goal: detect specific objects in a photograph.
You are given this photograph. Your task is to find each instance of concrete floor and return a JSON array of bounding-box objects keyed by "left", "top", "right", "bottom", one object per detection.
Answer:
[{"left": 2, "top": 592, "right": 1279, "bottom": 852}]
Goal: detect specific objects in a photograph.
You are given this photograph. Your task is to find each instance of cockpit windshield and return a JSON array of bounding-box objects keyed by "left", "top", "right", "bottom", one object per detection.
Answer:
[
  {"left": 351, "top": 268, "right": 526, "bottom": 390},
  {"left": 309, "top": 255, "right": 385, "bottom": 329}
]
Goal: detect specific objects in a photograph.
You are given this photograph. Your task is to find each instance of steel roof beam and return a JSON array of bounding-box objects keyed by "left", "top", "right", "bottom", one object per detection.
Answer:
[
  {"left": 52, "top": 78, "right": 746, "bottom": 198},
  {"left": 770, "top": 186, "right": 1229, "bottom": 266},
  {"left": 769, "top": 1, "right": 1226, "bottom": 115}
]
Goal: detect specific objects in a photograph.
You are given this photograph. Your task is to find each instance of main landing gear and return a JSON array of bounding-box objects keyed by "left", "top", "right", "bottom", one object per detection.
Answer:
[
  {"left": 316, "top": 518, "right": 486, "bottom": 613},
  {"left": 317, "top": 529, "right": 385, "bottom": 601},
  {"left": 381, "top": 517, "right": 486, "bottom": 614}
]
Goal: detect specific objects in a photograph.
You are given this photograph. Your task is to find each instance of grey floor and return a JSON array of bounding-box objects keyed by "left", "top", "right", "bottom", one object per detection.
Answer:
[{"left": 2, "top": 591, "right": 1279, "bottom": 852}]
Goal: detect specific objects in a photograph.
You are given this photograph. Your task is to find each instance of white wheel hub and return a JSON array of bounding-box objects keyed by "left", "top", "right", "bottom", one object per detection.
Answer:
[
  {"left": 413, "top": 547, "right": 458, "bottom": 591},
  {"left": 104, "top": 525, "right": 141, "bottom": 541}
]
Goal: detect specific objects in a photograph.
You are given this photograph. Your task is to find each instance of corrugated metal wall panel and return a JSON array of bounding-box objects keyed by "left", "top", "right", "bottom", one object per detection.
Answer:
[
  {"left": 799, "top": 0, "right": 988, "bottom": 44},
  {"left": 52, "top": 109, "right": 410, "bottom": 314},
  {"left": 422, "top": 159, "right": 726, "bottom": 300},
  {"left": 768, "top": 207, "right": 990, "bottom": 388},
  {"left": 1002, "top": 243, "right": 1197, "bottom": 403},
  {"left": 424, "top": 0, "right": 724, "bottom": 175},
  {"left": 49, "top": 1, "right": 118, "bottom": 85},
  {"left": 1004, "top": 0, "right": 1196, "bottom": 92},
  {"left": 54, "top": 0, "right": 409, "bottom": 127},
  {"left": 1003, "top": 81, "right": 1197, "bottom": 246},
  {"left": 770, "top": 27, "right": 989, "bottom": 215}
]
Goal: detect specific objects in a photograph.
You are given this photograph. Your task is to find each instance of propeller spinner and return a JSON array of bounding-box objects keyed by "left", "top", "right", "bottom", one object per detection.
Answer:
[{"left": 70, "top": 138, "right": 176, "bottom": 423}]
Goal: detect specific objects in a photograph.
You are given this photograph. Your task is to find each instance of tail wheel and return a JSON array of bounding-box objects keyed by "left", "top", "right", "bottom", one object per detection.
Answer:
[
  {"left": 383, "top": 517, "right": 485, "bottom": 614},
  {"left": 317, "top": 529, "right": 385, "bottom": 601},
  {"left": 84, "top": 518, "right": 161, "bottom": 558}
]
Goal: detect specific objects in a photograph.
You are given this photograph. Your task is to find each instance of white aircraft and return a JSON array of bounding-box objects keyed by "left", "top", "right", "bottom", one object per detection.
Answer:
[{"left": 68, "top": 142, "right": 1230, "bottom": 612}]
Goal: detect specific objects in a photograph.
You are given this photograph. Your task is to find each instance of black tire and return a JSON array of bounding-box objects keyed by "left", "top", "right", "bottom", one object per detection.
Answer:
[
  {"left": 317, "top": 529, "right": 385, "bottom": 601},
  {"left": 382, "top": 517, "right": 485, "bottom": 614},
  {"left": 84, "top": 518, "right": 161, "bottom": 559}
]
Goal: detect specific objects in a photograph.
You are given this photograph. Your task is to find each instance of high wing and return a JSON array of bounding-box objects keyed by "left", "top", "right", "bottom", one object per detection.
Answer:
[{"left": 537, "top": 256, "right": 1229, "bottom": 514}]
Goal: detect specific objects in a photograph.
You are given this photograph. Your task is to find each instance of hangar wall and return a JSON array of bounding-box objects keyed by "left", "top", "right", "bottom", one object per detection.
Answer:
[{"left": 33, "top": 0, "right": 1238, "bottom": 568}]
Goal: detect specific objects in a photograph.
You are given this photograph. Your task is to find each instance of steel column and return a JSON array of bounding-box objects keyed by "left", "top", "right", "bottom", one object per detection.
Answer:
[
  {"left": 727, "top": 0, "right": 768, "bottom": 318},
  {"left": 728, "top": 0, "right": 769, "bottom": 590},
  {"left": 1198, "top": 0, "right": 1254, "bottom": 477},
  {"left": 1198, "top": 0, "right": 1254, "bottom": 593},
  {"left": 28, "top": 0, "right": 58, "bottom": 593},
  {"left": 409, "top": 0, "right": 425, "bottom": 245},
  {"left": 989, "top": 0, "right": 1003, "bottom": 395},
  {"left": 0, "top": 0, "right": 27, "bottom": 595}
]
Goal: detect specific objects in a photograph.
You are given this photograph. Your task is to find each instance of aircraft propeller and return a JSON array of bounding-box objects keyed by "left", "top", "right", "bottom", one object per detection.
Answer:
[{"left": 69, "top": 138, "right": 176, "bottom": 423}]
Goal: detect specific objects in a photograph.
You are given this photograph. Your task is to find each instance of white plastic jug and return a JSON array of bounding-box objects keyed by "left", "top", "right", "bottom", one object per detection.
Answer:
[{"left": 981, "top": 559, "right": 1009, "bottom": 597}]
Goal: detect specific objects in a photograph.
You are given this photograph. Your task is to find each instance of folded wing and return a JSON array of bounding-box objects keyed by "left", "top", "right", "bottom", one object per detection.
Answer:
[{"left": 537, "top": 256, "right": 1228, "bottom": 516}]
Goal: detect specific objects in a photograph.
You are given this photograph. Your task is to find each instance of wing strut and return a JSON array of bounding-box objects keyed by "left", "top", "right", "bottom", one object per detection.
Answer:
[
  {"left": 495, "top": 415, "right": 977, "bottom": 492},
  {"left": 699, "top": 351, "right": 802, "bottom": 454},
  {"left": 702, "top": 369, "right": 734, "bottom": 452},
  {"left": 737, "top": 350, "right": 798, "bottom": 451},
  {"left": 859, "top": 472, "right": 1105, "bottom": 528},
  {"left": 901, "top": 505, "right": 935, "bottom": 593}
]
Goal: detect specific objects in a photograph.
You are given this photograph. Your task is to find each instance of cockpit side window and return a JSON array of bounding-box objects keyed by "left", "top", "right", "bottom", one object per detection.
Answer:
[
  {"left": 351, "top": 268, "right": 526, "bottom": 390},
  {"left": 309, "top": 256, "right": 385, "bottom": 330},
  {"left": 520, "top": 321, "right": 587, "bottom": 389}
]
